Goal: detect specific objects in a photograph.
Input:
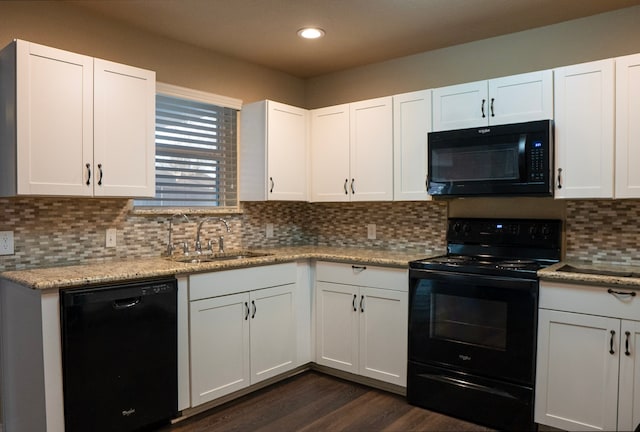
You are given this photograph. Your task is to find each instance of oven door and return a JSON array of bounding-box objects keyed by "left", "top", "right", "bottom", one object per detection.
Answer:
[{"left": 408, "top": 268, "right": 538, "bottom": 385}]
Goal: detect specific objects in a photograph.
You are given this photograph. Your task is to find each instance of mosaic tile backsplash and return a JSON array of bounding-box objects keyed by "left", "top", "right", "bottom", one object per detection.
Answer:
[
  {"left": 0, "top": 198, "right": 446, "bottom": 272},
  {"left": 565, "top": 200, "right": 640, "bottom": 266},
  {"left": 2, "top": 197, "right": 640, "bottom": 272}
]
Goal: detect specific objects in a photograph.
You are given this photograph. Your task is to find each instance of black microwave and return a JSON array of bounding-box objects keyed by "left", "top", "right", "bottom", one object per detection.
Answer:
[{"left": 427, "top": 120, "right": 553, "bottom": 197}]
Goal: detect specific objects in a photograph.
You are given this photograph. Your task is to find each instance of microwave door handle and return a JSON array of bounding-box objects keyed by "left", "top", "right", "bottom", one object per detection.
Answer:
[{"left": 518, "top": 135, "right": 527, "bottom": 181}]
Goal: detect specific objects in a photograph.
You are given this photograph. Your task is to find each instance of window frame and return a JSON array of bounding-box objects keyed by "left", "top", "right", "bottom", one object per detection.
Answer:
[{"left": 134, "top": 83, "right": 242, "bottom": 214}]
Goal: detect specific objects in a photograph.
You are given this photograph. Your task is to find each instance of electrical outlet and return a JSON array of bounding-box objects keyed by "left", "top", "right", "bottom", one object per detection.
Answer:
[
  {"left": 266, "top": 223, "right": 274, "bottom": 238},
  {"left": 367, "top": 224, "right": 376, "bottom": 240},
  {"left": 0, "top": 231, "right": 15, "bottom": 255},
  {"left": 106, "top": 228, "right": 117, "bottom": 248}
]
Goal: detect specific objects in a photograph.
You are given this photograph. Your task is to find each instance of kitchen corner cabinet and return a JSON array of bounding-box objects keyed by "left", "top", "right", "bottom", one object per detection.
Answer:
[
  {"left": 615, "top": 53, "right": 640, "bottom": 198},
  {"left": 189, "top": 263, "right": 297, "bottom": 406},
  {"left": 554, "top": 59, "right": 615, "bottom": 199},
  {"left": 393, "top": 90, "right": 432, "bottom": 201},
  {"left": 240, "top": 100, "right": 308, "bottom": 201},
  {"left": 535, "top": 281, "right": 640, "bottom": 431},
  {"left": 310, "top": 97, "right": 393, "bottom": 202},
  {"left": 0, "top": 39, "right": 155, "bottom": 198},
  {"left": 432, "top": 70, "right": 553, "bottom": 131},
  {"left": 315, "top": 262, "right": 407, "bottom": 386}
]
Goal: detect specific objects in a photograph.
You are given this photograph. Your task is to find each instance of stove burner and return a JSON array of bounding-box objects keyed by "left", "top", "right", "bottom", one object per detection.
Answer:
[{"left": 496, "top": 259, "right": 539, "bottom": 270}]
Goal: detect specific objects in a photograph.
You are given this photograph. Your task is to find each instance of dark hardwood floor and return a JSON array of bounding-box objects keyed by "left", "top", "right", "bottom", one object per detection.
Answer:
[{"left": 160, "top": 371, "right": 494, "bottom": 432}]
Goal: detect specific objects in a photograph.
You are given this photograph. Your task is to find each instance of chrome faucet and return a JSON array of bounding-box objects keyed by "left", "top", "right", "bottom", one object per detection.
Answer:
[
  {"left": 166, "top": 213, "right": 190, "bottom": 256},
  {"left": 195, "top": 218, "right": 231, "bottom": 254}
]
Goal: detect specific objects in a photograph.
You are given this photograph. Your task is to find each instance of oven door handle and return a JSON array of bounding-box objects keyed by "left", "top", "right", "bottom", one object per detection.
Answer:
[{"left": 418, "top": 373, "right": 519, "bottom": 400}]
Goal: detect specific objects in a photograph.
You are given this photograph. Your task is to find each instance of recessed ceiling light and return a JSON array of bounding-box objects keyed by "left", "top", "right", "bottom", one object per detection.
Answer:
[{"left": 297, "top": 27, "right": 325, "bottom": 39}]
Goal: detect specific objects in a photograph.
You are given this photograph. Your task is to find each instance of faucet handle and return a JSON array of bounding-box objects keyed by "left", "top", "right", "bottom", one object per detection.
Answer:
[{"left": 207, "top": 239, "right": 217, "bottom": 252}]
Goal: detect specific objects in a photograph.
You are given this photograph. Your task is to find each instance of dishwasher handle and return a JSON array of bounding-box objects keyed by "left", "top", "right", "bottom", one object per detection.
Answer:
[{"left": 112, "top": 297, "right": 141, "bottom": 310}]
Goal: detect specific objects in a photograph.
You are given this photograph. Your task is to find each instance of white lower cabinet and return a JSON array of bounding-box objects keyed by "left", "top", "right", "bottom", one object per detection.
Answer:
[
  {"left": 315, "top": 261, "right": 408, "bottom": 387},
  {"left": 189, "top": 264, "right": 297, "bottom": 407},
  {"left": 536, "top": 281, "right": 640, "bottom": 431}
]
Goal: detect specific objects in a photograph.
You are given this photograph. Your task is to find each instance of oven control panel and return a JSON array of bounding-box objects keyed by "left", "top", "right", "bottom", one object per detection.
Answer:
[{"left": 448, "top": 218, "right": 562, "bottom": 248}]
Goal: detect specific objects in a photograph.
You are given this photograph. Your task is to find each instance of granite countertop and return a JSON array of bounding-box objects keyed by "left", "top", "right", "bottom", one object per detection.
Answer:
[
  {"left": 0, "top": 246, "right": 435, "bottom": 290},
  {"left": 539, "top": 261, "right": 640, "bottom": 289}
]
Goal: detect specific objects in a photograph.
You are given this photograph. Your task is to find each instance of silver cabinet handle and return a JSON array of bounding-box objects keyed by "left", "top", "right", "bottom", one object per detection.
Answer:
[
  {"left": 251, "top": 300, "right": 257, "bottom": 319},
  {"left": 360, "top": 295, "right": 365, "bottom": 313},
  {"left": 350, "top": 178, "right": 355, "bottom": 194},
  {"left": 97, "top": 163, "right": 103, "bottom": 186},
  {"left": 490, "top": 98, "right": 495, "bottom": 117},
  {"left": 244, "top": 302, "right": 249, "bottom": 320},
  {"left": 481, "top": 99, "right": 486, "bottom": 118},
  {"left": 352, "top": 294, "right": 357, "bottom": 312},
  {"left": 344, "top": 179, "right": 349, "bottom": 195},
  {"left": 269, "top": 177, "right": 274, "bottom": 193}
]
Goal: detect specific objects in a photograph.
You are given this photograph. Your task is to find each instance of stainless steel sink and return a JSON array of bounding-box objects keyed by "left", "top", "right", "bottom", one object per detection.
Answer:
[
  {"left": 557, "top": 264, "right": 640, "bottom": 278},
  {"left": 173, "top": 251, "right": 273, "bottom": 264}
]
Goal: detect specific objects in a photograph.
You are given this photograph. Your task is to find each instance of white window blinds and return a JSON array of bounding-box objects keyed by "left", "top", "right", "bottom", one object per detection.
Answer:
[{"left": 135, "top": 86, "right": 240, "bottom": 208}]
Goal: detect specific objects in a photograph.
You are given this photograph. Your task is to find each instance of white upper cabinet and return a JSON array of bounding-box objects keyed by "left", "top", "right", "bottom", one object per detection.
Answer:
[
  {"left": 310, "top": 97, "right": 393, "bottom": 202},
  {"left": 310, "top": 104, "right": 351, "bottom": 202},
  {"left": 93, "top": 59, "right": 155, "bottom": 197},
  {"left": 240, "top": 100, "right": 308, "bottom": 201},
  {"left": 393, "top": 90, "right": 432, "bottom": 201},
  {"left": 615, "top": 53, "right": 640, "bottom": 199},
  {"left": 349, "top": 97, "right": 393, "bottom": 201},
  {"left": 554, "top": 59, "right": 615, "bottom": 199},
  {"left": 0, "top": 40, "right": 156, "bottom": 197},
  {"left": 432, "top": 70, "right": 553, "bottom": 131}
]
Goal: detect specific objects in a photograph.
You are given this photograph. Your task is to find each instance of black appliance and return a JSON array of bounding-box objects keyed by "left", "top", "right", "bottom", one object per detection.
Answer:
[
  {"left": 427, "top": 120, "right": 553, "bottom": 197},
  {"left": 407, "top": 218, "right": 562, "bottom": 431},
  {"left": 61, "top": 278, "right": 178, "bottom": 432}
]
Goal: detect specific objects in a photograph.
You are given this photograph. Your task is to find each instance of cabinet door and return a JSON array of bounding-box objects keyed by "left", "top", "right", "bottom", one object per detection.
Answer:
[
  {"left": 315, "top": 281, "right": 359, "bottom": 374},
  {"left": 615, "top": 53, "right": 640, "bottom": 198},
  {"left": 554, "top": 59, "right": 615, "bottom": 198},
  {"left": 310, "top": 104, "right": 351, "bottom": 202},
  {"left": 350, "top": 97, "right": 393, "bottom": 201},
  {"left": 249, "top": 284, "right": 296, "bottom": 385},
  {"left": 267, "top": 101, "right": 307, "bottom": 201},
  {"left": 618, "top": 320, "right": 640, "bottom": 432},
  {"left": 190, "top": 292, "right": 250, "bottom": 406},
  {"left": 93, "top": 59, "right": 155, "bottom": 197},
  {"left": 535, "top": 309, "right": 620, "bottom": 431},
  {"left": 393, "top": 90, "right": 432, "bottom": 201},
  {"left": 359, "top": 287, "right": 407, "bottom": 386},
  {"left": 488, "top": 70, "right": 553, "bottom": 125},
  {"left": 432, "top": 80, "right": 487, "bottom": 131},
  {"left": 16, "top": 40, "right": 93, "bottom": 196}
]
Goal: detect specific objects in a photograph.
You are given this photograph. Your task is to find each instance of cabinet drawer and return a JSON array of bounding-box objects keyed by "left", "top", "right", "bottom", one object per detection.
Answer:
[
  {"left": 190, "top": 263, "right": 296, "bottom": 301},
  {"left": 315, "top": 261, "right": 407, "bottom": 291},
  {"left": 540, "top": 281, "right": 640, "bottom": 320}
]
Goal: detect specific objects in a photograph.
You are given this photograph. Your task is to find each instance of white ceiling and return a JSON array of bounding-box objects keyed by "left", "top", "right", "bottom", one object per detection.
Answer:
[{"left": 67, "top": 0, "right": 640, "bottom": 78}]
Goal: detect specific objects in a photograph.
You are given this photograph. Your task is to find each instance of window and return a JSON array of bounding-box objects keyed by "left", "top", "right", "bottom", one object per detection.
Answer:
[{"left": 135, "top": 84, "right": 241, "bottom": 208}]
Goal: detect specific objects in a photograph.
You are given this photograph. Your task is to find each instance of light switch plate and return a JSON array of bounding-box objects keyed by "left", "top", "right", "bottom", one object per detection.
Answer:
[
  {"left": 0, "top": 231, "right": 14, "bottom": 255},
  {"left": 106, "top": 228, "right": 117, "bottom": 248},
  {"left": 367, "top": 224, "right": 376, "bottom": 240},
  {"left": 266, "top": 223, "right": 274, "bottom": 238}
]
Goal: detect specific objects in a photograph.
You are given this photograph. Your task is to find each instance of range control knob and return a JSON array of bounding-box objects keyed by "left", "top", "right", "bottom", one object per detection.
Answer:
[
  {"left": 541, "top": 225, "right": 552, "bottom": 236},
  {"left": 529, "top": 226, "right": 539, "bottom": 237},
  {"left": 462, "top": 223, "right": 471, "bottom": 235},
  {"left": 452, "top": 222, "right": 462, "bottom": 234}
]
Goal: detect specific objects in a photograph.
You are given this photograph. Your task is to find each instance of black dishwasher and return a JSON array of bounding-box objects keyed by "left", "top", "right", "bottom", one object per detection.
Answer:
[{"left": 61, "top": 277, "right": 178, "bottom": 432}]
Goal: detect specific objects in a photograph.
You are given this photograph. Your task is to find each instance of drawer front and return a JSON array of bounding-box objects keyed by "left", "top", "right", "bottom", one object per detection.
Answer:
[
  {"left": 540, "top": 281, "right": 640, "bottom": 320},
  {"left": 315, "top": 261, "right": 407, "bottom": 292},
  {"left": 190, "top": 263, "right": 297, "bottom": 301}
]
